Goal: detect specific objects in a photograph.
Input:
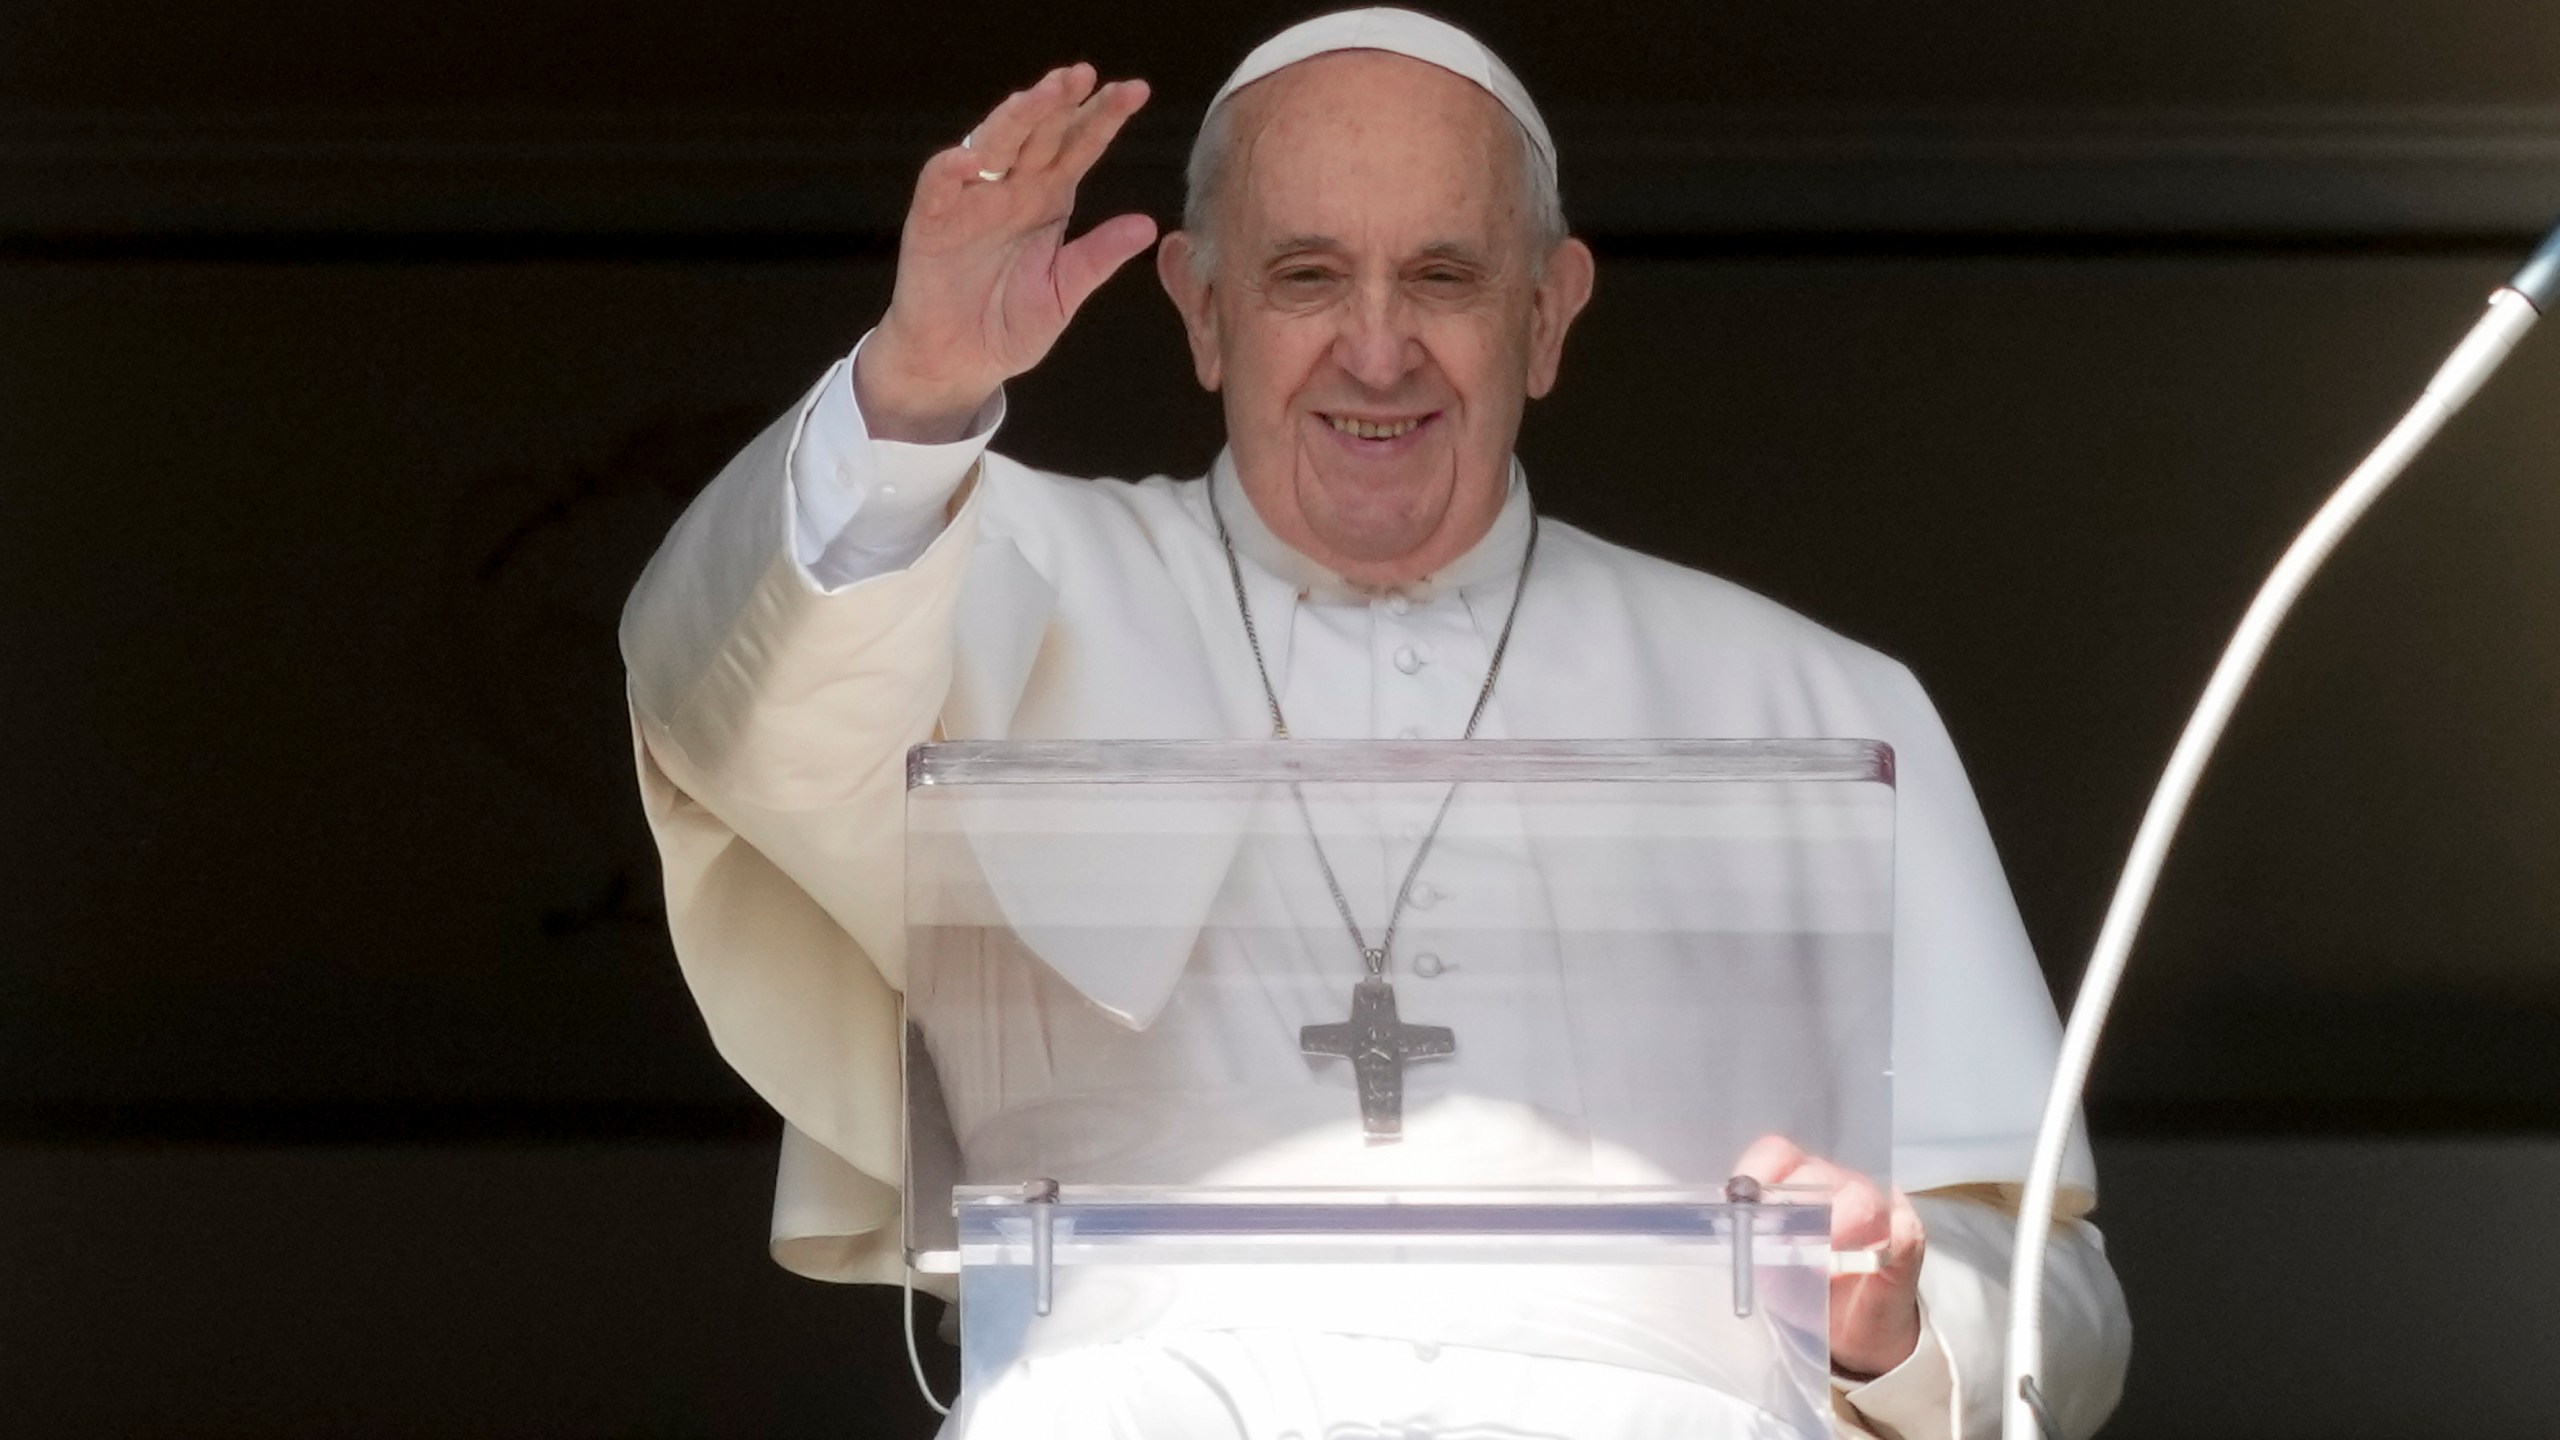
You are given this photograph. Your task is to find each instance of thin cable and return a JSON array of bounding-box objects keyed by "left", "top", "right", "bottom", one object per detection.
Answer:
[
  {"left": 903, "top": 1266, "right": 951, "bottom": 1417},
  {"left": 2001, "top": 283, "right": 2543, "bottom": 1440}
]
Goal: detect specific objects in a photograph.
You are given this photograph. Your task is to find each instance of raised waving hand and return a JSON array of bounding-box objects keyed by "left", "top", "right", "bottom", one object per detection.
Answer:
[{"left": 855, "top": 64, "right": 1157, "bottom": 443}]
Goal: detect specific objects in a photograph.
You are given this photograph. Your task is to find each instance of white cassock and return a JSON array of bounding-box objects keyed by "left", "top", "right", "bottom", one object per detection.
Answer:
[{"left": 619, "top": 345, "right": 2132, "bottom": 1439}]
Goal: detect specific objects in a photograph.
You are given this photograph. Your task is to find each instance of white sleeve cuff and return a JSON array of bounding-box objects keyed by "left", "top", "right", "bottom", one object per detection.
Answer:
[
  {"left": 1835, "top": 1301, "right": 1956, "bottom": 1440},
  {"left": 787, "top": 333, "right": 1005, "bottom": 591}
]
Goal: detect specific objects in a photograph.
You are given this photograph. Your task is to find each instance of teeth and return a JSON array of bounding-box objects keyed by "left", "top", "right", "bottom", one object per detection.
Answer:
[{"left": 1327, "top": 415, "right": 1421, "bottom": 441}]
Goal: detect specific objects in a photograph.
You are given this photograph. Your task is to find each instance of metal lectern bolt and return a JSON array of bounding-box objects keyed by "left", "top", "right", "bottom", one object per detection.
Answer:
[
  {"left": 1724, "top": 1175, "right": 1762, "bottom": 1318},
  {"left": 1026, "top": 1178, "right": 1060, "bottom": 1317}
]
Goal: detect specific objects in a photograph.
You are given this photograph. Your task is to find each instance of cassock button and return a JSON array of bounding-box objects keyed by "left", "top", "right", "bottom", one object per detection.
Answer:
[
  {"left": 1413, "top": 952, "right": 1446, "bottom": 978},
  {"left": 1410, "top": 883, "right": 1442, "bottom": 910},
  {"left": 1397, "top": 725, "right": 1425, "bottom": 740},
  {"left": 1393, "top": 645, "right": 1424, "bottom": 674},
  {"left": 878, "top": 482, "right": 899, "bottom": 498},
  {"left": 1386, "top": 593, "right": 1413, "bottom": 616}
]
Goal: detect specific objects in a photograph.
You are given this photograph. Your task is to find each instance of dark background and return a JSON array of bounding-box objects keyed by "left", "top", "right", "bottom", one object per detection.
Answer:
[{"left": 5, "top": 1, "right": 2559, "bottom": 1434}]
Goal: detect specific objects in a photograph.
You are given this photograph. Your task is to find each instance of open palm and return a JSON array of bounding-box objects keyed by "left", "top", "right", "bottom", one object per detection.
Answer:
[{"left": 859, "top": 65, "right": 1157, "bottom": 441}]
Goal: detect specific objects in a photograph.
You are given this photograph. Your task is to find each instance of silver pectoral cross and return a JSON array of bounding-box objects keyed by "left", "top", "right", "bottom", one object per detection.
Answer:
[{"left": 1300, "top": 974, "right": 1456, "bottom": 1142}]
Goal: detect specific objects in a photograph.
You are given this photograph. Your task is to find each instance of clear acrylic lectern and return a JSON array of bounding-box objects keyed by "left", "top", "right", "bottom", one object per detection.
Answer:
[{"left": 903, "top": 740, "right": 1895, "bottom": 1436}]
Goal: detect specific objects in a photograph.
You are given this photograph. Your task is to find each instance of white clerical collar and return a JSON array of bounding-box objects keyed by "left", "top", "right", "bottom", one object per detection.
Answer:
[{"left": 1208, "top": 449, "right": 1535, "bottom": 605}]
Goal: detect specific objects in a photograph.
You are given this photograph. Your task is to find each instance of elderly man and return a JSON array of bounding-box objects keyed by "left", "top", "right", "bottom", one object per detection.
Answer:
[{"left": 622, "top": 9, "right": 2128, "bottom": 1438}]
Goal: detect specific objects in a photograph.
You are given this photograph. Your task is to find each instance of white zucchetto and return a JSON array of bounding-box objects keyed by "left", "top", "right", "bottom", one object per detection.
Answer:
[{"left": 1206, "top": 7, "right": 1555, "bottom": 175}]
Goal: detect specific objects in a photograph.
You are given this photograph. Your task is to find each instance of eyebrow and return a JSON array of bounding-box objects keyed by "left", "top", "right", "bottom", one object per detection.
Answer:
[
  {"left": 1414, "top": 241, "right": 1490, "bottom": 266},
  {"left": 1262, "top": 235, "right": 1343, "bottom": 261},
  {"left": 1257, "top": 237, "right": 1493, "bottom": 265}
]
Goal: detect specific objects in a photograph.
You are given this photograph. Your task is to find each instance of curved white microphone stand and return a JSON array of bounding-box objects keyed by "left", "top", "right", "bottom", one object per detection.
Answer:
[{"left": 2003, "top": 221, "right": 2560, "bottom": 1440}]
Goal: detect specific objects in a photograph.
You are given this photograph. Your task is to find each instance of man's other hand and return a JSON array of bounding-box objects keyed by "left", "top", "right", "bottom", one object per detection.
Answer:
[
  {"left": 1735, "top": 1134, "right": 1927, "bottom": 1381},
  {"left": 857, "top": 64, "right": 1158, "bottom": 443}
]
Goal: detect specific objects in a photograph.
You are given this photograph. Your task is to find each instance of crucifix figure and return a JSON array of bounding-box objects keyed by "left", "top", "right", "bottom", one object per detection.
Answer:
[{"left": 1300, "top": 972, "right": 1457, "bottom": 1142}]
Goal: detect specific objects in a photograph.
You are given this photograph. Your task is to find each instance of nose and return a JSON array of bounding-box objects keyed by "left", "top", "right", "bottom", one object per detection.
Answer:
[{"left": 1330, "top": 277, "right": 1422, "bottom": 393}]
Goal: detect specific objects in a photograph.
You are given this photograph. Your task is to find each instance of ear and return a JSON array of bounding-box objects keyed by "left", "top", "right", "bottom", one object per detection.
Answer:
[
  {"left": 1156, "top": 231, "right": 1224, "bottom": 392},
  {"left": 1524, "top": 237, "right": 1595, "bottom": 400}
]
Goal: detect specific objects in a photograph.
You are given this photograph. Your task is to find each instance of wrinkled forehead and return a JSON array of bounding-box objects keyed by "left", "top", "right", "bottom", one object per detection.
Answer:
[
  {"left": 1230, "top": 50, "right": 1518, "bottom": 159},
  {"left": 1223, "top": 53, "right": 1529, "bottom": 249}
]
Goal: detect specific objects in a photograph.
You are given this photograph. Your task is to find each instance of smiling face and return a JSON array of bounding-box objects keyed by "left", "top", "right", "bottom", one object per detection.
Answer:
[{"left": 1159, "top": 51, "right": 1593, "bottom": 588}]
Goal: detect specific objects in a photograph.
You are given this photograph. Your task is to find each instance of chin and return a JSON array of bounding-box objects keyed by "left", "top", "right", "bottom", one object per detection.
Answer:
[
  {"left": 1313, "top": 449, "right": 1456, "bottom": 516},
  {"left": 1302, "top": 486, "right": 1446, "bottom": 568}
]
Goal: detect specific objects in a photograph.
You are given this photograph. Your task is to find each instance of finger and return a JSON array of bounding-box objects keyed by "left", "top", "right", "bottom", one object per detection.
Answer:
[
  {"left": 914, "top": 68, "right": 1084, "bottom": 225},
  {"left": 961, "top": 67, "right": 1074, "bottom": 176},
  {"left": 1053, "top": 212, "right": 1162, "bottom": 316},
  {"left": 1732, "top": 1133, "right": 1810, "bottom": 1188},
  {"left": 1826, "top": 1171, "right": 1892, "bottom": 1253},
  {"left": 913, "top": 143, "right": 993, "bottom": 225},
  {"left": 1752, "top": 1147, "right": 1867, "bottom": 1199},
  {"left": 1047, "top": 78, "right": 1152, "bottom": 187},
  {"left": 1013, "top": 62, "right": 1100, "bottom": 177},
  {"left": 1829, "top": 1187, "right": 1927, "bottom": 1377},
  {"left": 1730, "top": 1137, "right": 1896, "bottom": 1245},
  {"left": 1877, "top": 1187, "right": 1927, "bottom": 1286}
]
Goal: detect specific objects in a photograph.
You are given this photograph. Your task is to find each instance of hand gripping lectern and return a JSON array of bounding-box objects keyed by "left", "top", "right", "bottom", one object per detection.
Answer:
[{"left": 902, "top": 739, "right": 1895, "bottom": 1435}]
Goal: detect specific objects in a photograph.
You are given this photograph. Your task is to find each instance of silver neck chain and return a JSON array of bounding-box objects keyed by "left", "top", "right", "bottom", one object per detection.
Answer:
[{"left": 1208, "top": 480, "right": 1540, "bottom": 979}]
